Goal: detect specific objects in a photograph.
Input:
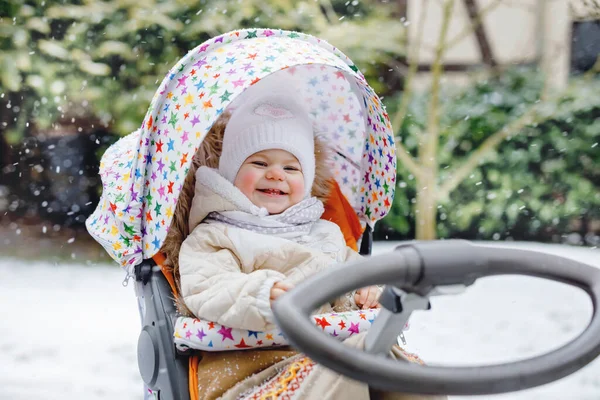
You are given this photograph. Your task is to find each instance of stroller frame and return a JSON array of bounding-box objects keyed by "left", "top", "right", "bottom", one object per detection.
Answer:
[{"left": 135, "top": 226, "right": 374, "bottom": 400}]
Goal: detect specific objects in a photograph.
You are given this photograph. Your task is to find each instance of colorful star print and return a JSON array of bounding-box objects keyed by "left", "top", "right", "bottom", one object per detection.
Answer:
[
  {"left": 218, "top": 326, "right": 234, "bottom": 341},
  {"left": 86, "top": 28, "right": 396, "bottom": 270},
  {"left": 174, "top": 309, "right": 388, "bottom": 352}
]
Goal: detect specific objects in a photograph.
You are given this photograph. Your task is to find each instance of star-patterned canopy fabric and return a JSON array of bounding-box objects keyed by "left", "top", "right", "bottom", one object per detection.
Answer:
[{"left": 86, "top": 29, "right": 397, "bottom": 270}]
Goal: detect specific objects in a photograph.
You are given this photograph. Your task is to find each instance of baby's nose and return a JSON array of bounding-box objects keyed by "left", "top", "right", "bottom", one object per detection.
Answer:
[{"left": 266, "top": 166, "right": 285, "bottom": 180}]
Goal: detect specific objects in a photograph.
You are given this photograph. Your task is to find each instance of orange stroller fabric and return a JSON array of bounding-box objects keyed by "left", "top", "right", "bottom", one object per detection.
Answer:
[{"left": 321, "top": 180, "right": 364, "bottom": 251}]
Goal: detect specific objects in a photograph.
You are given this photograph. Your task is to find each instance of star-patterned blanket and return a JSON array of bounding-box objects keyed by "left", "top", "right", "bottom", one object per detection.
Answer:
[
  {"left": 174, "top": 309, "right": 381, "bottom": 352},
  {"left": 86, "top": 29, "right": 397, "bottom": 272}
]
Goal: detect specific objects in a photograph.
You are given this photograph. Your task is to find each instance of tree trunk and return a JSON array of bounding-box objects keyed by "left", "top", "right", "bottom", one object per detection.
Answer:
[
  {"left": 413, "top": 0, "right": 453, "bottom": 240},
  {"left": 414, "top": 173, "right": 438, "bottom": 240}
]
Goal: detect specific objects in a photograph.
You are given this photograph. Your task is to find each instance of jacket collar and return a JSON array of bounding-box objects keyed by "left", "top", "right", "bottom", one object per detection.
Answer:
[{"left": 188, "top": 166, "right": 324, "bottom": 232}]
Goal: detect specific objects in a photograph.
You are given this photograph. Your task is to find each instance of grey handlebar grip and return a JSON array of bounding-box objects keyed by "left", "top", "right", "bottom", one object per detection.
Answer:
[{"left": 272, "top": 240, "right": 600, "bottom": 395}]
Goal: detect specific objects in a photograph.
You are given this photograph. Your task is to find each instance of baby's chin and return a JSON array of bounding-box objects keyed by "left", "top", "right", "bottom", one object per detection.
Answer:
[
  {"left": 261, "top": 203, "right": 288, "bottom": 215},
  {"left": 253, "top": 199, "right": 296, "bottom": 215},
  {"left": 251, "top": 193, "right": 296, "bottom": 214}
]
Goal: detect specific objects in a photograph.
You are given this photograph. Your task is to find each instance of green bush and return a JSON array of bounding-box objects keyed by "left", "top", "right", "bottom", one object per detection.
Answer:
[
  {"left": 0, "top": 0, "right": 406, "bottom": 227},
  {"left": 0, "top": 0, "right": 404, "bottom": 142},
  {"left": 379, "top": 68, "right": 600, "bottom": 243}
]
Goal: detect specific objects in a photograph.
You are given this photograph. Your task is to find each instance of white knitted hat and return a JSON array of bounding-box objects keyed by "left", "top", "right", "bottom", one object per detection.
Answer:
[{"left": 218, "top": 90, "right": 315, "bottom": 197}]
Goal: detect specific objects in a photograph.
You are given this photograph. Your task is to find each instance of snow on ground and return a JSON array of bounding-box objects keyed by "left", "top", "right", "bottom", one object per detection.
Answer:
[
  {"left": 0, "top": 261, "right": 141, "bottom": 400},
  {"left": 1, "top": 241, "right": 599, "bottom": 399}
]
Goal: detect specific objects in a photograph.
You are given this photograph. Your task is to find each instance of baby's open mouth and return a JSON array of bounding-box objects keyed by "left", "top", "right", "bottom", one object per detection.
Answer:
[{"left": 257, "top": 188, "right": 287, "bottom": 195}]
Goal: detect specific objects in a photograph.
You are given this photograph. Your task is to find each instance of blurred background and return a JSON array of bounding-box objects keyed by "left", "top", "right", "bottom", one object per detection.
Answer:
[
  {"left": 0, "top": 1, "right": 599, "bottom": 399},
  {"left": 1, "top": 0, "right": 599, "bottom": 263}
]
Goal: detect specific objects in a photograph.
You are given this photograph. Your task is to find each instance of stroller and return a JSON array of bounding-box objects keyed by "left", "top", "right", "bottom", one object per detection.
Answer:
[{"left": 87, "top": 29, "right": 600, "bottom": 399}]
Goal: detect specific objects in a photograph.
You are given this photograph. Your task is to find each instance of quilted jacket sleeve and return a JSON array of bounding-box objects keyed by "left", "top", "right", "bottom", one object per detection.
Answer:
[
  {"left": 179, "top": 225, "right": 287, "bottom": 331},
  {"left": 344, "top": 246, "right": 362, "bottom": 263},
  {"left": 328, "top": 246, "right": 363, "bottom": 312}
]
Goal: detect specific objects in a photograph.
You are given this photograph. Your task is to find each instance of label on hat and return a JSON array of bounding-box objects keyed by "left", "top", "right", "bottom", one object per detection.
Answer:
[{"left": 254, "top": 103, "right": 295, "bottom": 119}]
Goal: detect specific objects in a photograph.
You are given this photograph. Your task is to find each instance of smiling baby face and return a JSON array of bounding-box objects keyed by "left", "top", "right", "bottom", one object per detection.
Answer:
[{"left": 234, "top": 149, "right": 305, "bottom": 214}]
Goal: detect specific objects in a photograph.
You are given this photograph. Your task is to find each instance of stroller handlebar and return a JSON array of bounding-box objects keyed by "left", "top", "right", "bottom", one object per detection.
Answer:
[{"left": 272, "top": 240, "right": 600, "bottom": 395}]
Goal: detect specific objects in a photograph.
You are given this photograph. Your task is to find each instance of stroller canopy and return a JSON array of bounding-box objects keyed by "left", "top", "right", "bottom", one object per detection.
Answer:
[{"left": 87, "top": 29, "right": 397, "bottom": 269}]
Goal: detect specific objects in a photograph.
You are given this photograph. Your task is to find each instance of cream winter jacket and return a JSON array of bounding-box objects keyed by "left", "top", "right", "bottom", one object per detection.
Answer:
[{"left": 179, "top": 167, "right": 361, "bottom": 332}]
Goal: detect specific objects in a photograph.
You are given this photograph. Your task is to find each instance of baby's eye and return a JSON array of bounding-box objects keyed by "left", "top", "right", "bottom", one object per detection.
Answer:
[
  {"left": 284, "top": 166, "right": 300, "bottom": 172},
  {"left": 251, "top": 161, "right": 267, "bottom": 167}
]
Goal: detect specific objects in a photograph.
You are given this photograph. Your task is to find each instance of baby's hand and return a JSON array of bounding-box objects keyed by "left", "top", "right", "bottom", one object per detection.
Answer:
[
  {"left": 355, "top": 286, "right": 381, "bottom": 309},
  {"left": 270, "top": 281, "right": 295, "bottom": 303}
]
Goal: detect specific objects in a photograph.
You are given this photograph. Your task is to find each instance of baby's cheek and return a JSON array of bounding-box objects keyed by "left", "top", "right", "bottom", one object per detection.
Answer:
[
  {"left": 235, "top": 170, "right": 260, "bottom": 195},
  {"left": 288, "top": 177, "right": 305, "bottom": 197}
]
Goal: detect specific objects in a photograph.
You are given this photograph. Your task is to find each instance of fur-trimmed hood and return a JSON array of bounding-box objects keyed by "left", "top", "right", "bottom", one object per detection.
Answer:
[{"left": 158, "top": 111, "right": 335, "bottom": 314}]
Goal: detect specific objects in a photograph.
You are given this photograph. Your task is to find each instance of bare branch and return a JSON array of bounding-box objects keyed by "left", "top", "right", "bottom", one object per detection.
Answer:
[
  {"left": 391, "top": 0, "right": 430, "bottom": 131},
  {"left": 394, "top": 139, "right": 424, "bottom": 179},
  {"left": 463, "top": 0, "right": 497, "bottom": 67},
  {"left": 437, "top": 44, "right": 563, "bottom": 200},
  {"left": 437, "top": 107, "right": 538, "bottom": 199},
  {"left": 444, "top": 0, "right": 503, "bottom": 52},
  {"left": 320, "top": 0, "right": 339, "bottom": 23},
  {"left": 421, "top": 0, "right": 455, "bottom": 171}
]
